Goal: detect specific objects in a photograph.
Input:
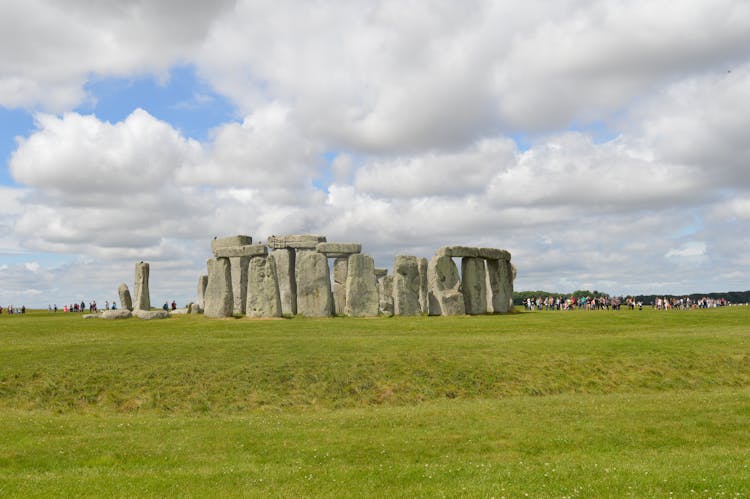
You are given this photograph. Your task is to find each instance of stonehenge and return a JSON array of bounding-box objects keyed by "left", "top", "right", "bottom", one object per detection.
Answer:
[{"left": 191, "top": 234, "right": 514, "bottom": 319}]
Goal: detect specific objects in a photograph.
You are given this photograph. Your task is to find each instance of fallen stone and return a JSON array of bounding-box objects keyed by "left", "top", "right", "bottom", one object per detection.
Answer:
[
  {"left": 170, "top": 308, "right": 189, "bottom": 315},
  {"left": 379, "top": 275, "right": 394, "bottom": 316},
  {"left": 461, "top": 257, "right": 488, "bottom": 315},
  {"left": 316, "top": 242, "right": 362, "bottom": 257},
  {"left": 133, "top": 309, "right": 170, "bottom": 320},
  {"left": 478, "top": 247, "right": 511, "bottom": 260},
  {"left": 118, "top": 283, "right": 133, "bottom": 311},
  {"left": 427, "top": 255, "right": 465, "bottom": 316},
  {"left": 344, "top": 254, "right": 379, "bottom": 317},
  {"left": 214, "top": 244, "right": 268, "bottom": 258},
  {"left": 393, "top": 255, "right": 421, "bottom": 316},
  {"left": 211, "top": 235, "right": 252, "bottom": 255},
  {"left": 197, "top": 275, "right": 208, "bottom": 308},
  {"left": 269, "top": 249, "right": 297, "bottom": 316},
  {"left": 418, "top": 257, "right": 428, "bottom": 314},
  {"left": 101, "top": 309, "right": 132, "bottom": 320},
  {"left": 268, "top": 234, "right": 326, "bottom": 250},
  {"left": 436, "top": 246, "right": 480, "bottom": 258},
  {"left": 229, "top": 256, "right": 249, "bottom": 316},
  {"left": 487, "top": 258, "right": 514, "bottom": 313},
  {"left": 82, "top": 313, "right": 100, "bottom": 319},
  {"left": 246, "top": 256, "right": 282, "bottom": 318},
  {"left": 204, "top": 257, "right": 233, "bottom": 318},
  {"left": 332, "top": 257, "right": 348, "bottom": 315},
  {"left": 295, "top": 250, "right": 333, "bottom": 317},
  {"left": 133, "top": 262, "right": 151, "bottom": 310}
]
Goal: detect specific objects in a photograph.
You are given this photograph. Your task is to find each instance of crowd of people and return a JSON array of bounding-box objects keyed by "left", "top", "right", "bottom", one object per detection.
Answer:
[
  {"left": 0, "top": 305, "right": 26, "bottom": 314},
  {"left": 523, "top": 295, "right": 732, "bottom": 311},
  {"left": 654, "top": 296, "right": 727, "bottom": 310}
]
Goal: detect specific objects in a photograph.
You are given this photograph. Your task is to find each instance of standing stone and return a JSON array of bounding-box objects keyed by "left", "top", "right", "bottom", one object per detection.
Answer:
[
  {"left": 133, "top": 262, "right": 150, "bottom": 311},
  {"left": 392, "top": 255, "right": 421, "bottom": 316},
  {"left": 344, "top": 254, "right": 379, "bottom": 317},
  {"left": 378, "top": 275, "right": 394, "bottom": 316},
  {"left": 487, "top": 258, "right": 514, "bottom": 313},
  {"left": 427, "top": 255, "right": 465, "bottom": 316},
  {"left": 118, "top": 283, "right": 133, "bottom": 311},
  {"left": 269, "top": 249, "right": 297, "bottom": 316},
  {"left": 332, "top": 257, "right": 348, "bottom": 315},
  {"left": 418, "top": 257, "right": 428, "bottom": 314},
  {"left": 295, "top": 250, "right": 333, "bottom": 317},
  {"left": 246, "top": 257, "right": 282, "bottom": 318},
  {"left": 229, "top": 256, "right": 249, "bottom": 316},
  {"left": 196, "top": 275, "right": 208, "bottom": 308},
  {"left": 204, "top": 257, "right": 233, "bottom": 318},
  {"left": 461, "top": 257, "right": 487, "bottom": 315}
]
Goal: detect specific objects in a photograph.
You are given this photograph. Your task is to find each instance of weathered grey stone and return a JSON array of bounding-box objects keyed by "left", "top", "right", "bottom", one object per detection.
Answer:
[
  {"left": 427, "top": 255, "right": 465, "bottom": 316},
  {"left": 478, "top": 247, "right": 511, "bottom": 261},
  {"left": 269, "top": 249, "right": 297, "bottom": 316},
  {"left": 461, "top": 257, "right": 487, "bottom": 315},
  {"left": 436, "top": 246, "right": 480, "bottom": 258},
  {"left": 246, "top": 256, "right": 282, "bottom": 318},
  {"left": 374, "top": 268, "right": 388, "bottom": 279},
  {"left": 133, "top": 309, "right": 169, "bottom": 320},
  {"left": 118, "top": 283, "right": 133, "bottom": 311},
  {"left": 268, "top": 234, "right": 326, "bottom": 249},
  {"left": 189, "top": 303, "right": 203, "bottom": 314},
  {"left": 211, "top": 235, "right": 252, "bottom": 255},
  {"left": 512, "top": 263, "right": 517, "bottom": 281},
  {"left": 344, "top": 254, "right": 379, "bottom": 317},
  {"left": 392, "top": 255, "right": 421, "bottom": 316},
  {"left": 102, "top": 309, "right": 132, "bottom": 319},
  {"left": 204, "top": 257, "right": 233, "bottom": 318},
  {"left": 316, "top": 242, "right": 362, "bottom": 257},
  {"left": 332, "top": 257, "right": 348, "bottom": 315},
  {"left": 378, "top": 275, "right": 394, "bottom": 316},
  {"left": 197, "top": 275, "right": 208, "bottom": 308},
  {"left": 214, "top": 244, "right": 268, "bottom": 258},
  {"left": 418, "top": 257, "right": 428, "bottom": 314},
  {"left": 295, "top": 250, "right": 332, "bottom": 317},
  {"left": 487, "top": 258, "right": 514, "bottom": 313},
  {"left": 133, "top": 262, "right": 150, "bottom": 310},
  {"left": 170, "top": 308, "right": 189, "bottom": 315},
  {"left": 229, "top": 256, "right": 249, "bottom": 316}
]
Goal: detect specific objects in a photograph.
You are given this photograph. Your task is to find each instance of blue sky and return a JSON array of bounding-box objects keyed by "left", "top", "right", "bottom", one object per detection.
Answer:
[{"left": 1, "top": 1, "right": 750, "bottom": 307}]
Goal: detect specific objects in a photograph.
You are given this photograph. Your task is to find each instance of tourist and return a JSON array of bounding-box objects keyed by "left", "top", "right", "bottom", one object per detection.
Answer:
[{"left": 171, "top": 300, "right": 177, "bottom": 310}]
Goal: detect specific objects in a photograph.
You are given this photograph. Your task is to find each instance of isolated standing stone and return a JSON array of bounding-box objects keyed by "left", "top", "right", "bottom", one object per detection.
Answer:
[
  {"left": 392, "top": 255, "right": 421, "bottom": 316},
  {"left": 197, "top": 275, "right": 208, "bottom": 308},
  {"left": 295, "top": 250, "right": 333, "bottom": 317},
  {"left": 427, "top": 255, "right": 465, "bottom": 316},
  {"left": 418, "top": 257, "right": 428, "bottom": 314},
  {"left": 487, "top": 258, "right": 514, "bottom": 313},
  {"left": 344, "top": 254, "right": 379, "bottom": 317},
  {"left": 332, "top": 257, "right": 348, "bottom": 315},
  {"left": 230, "top": 256, "right": 249, "bottom": 316},
  {"left": 118, "top": 283, "right": 133, "bottom": 311},
  {"left": 269, "top": 249, "right": 297, "bottom": 316},
  {"left": 461, "top": 257, "right": 487, "bottom": 315},
  {"left": 133, "top": 262, "right": 150, "bottom": 310},
  {"left": 204, "top": 257, "right": 233, "bottom": 318},
  {"left": 246, "top": 256, "right": 282, "bottom": 318},
  {"left": 379, "top": 275, "right": 394, "bottom": 316}
]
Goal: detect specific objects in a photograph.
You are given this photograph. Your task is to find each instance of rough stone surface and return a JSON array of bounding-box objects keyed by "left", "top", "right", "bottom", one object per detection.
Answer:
[
  {"left": 118, "top": 283, "right": 133, "bottom": 311},
  {"left": 170, "top": 308, "right": 189, "bottom": 315},
  {"left": 478, "top": 247, "right": 511, "bottom": 261},
  {"left": 378, "top": 275, "right": 394, "bottom": 316},
  {"left": 82, "top": 313, "right": 100, "bottom": 319},
  {"left": 133, "top": 309, "right": 170, "bottom": 320},
  {"left": 316, "top": 242, "right": 362, "bottom": 257},
  {"left": 205, "top": 257, "right": 233, "bottom": 318},
  {"left": 268, "top": 234, "right": 326, "bottom": 249},
  {"left": 295, "top": 250, "right": 333, "bottom": 317},
  {"left": 269, "top": 249, "right": 297, "bottom": 316},
  {"left": 374, "top": 268, "right": 388, "bottom": 279},
  {"left": 461, "top": 257, "right": 488, "bottom": 315},
  {"left": 344, "top": 254, "right": 379, "bottom": 317},
  {"left": 102, "top": 309, "right": 132, "bottom": 319},
  {"left": 332, "top": 257, "right": 348, "bottom": 315},
  {"left": 189, "top": 303, "right": 203, "bottom": 314},
  {"left": 246, "top": 256, "right": 282, "bottom": 318},
  {"left": 392, "top": 255, "right": 421, "bottom": 316},
  {"left": 487, "top": 258, "right": 514, "bottom": 313},
  {"left": 427, "top": 255, "right": 465, "bottom": 316},
  {"left": 418, "top": 257, "right": 428, "bottom": 314},
  {"left": 133, "top": 262, "right": 150, "bottom": 310},
  {"left": 197, "top": 275, "right": 208, "bottom": 308},
  {"left": 436, "top": 246, "right": 480, "bottom": 258},
  {"left": 211, "top": 235, "right": 252, "bottom": 255},
  {"left": 229, "top": 256, "right": 249, "bottom": 316},
  {"left": 214, "top": 244, "right": 268, "bottom": 258}
]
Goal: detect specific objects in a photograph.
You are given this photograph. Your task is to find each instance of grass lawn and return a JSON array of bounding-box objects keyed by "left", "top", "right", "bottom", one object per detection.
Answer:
[{"left": 1, "top": 307, "right": 749, "bottom": 496}]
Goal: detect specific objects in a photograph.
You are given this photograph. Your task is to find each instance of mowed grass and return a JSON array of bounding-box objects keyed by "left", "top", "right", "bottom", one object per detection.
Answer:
[{"left": 1, "top": 307, "right": 749, "bottom": 496}]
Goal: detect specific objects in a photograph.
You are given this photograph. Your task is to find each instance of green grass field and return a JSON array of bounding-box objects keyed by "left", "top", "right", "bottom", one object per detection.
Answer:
[{"left": 1, "top": 307, "right": 749, "bottom": 496}]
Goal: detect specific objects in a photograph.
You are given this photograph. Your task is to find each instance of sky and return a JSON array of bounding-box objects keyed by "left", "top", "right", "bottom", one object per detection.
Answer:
[{"left": 2, "top": 0, "right": 750, "bottom": 308}]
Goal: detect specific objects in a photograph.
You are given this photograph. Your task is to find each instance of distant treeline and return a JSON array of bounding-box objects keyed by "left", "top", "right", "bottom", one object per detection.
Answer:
[{"left": 513, "top": 290, "right": 750, "bottom": 305}]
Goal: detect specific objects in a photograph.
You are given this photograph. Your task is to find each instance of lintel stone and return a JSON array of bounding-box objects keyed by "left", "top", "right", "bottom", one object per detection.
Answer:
[
  {"left": 436, "top": 246, "right": 480, "bottom": 258},
  {"left": 316, "top": 242, "right": 362, "bottom": 256},
  {"left": 214, "top": 244, "right": 268, "bottom": 258},
  {"left": 478, "top": 247, "right": 511, "bottom": 260},
  {"left": 211, "top": 235, "right": 252, "bottom": 255},
  {"left": 267, "top": 234, "right": 327, "bottom": 249}
]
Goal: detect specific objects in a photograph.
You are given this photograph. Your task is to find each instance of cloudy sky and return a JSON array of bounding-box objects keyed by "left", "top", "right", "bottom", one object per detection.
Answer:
[{"left": 2, "top": 0, "right": 749, "bottom": 307}]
